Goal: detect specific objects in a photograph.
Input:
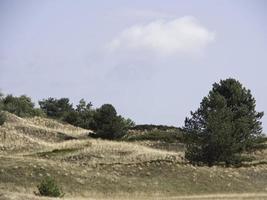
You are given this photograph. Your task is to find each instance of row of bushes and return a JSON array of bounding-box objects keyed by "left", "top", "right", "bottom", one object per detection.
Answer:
[
  {"left": 0, "top": 93, "right": 135, "bottom": 139},
  {"left": 0, "top": 111, "right": 5, "bottom": 125},
  {"left": 0, "top": 94, "right": 44, "bottom": 118},
  {"left": 0, "top": 92, "right": 183, "bottom": 141},
  {"left": 124, "top": 130, "right": 183, "bottom": 143}
]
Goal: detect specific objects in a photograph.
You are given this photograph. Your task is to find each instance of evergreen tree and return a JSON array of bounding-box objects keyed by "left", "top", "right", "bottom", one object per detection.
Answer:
[
  {"left": 39, "top": 97, "right": 73, "bottom": 119},
  {"left": 64, "top": 99, "right": 95, "bottom": 129},
  {"left": 183, "top": 78, "right": 265, "bottom": 166},
  {"left": 93, "top": 104, "right": 126, "bottom": 139},
  {"left": 75, "top": 99, "right": 95, "bottom": 129}
]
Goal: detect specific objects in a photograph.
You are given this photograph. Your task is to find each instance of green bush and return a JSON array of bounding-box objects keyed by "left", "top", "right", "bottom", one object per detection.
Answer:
[
  {"left": 39, "top": 97, "right": 73, "bottom": 119},
  {"left": 1, "top": 94, "right": 44, "bottom": 117},
  {"left": 0, "top": 111, "right": 6, "bottom": 126},
  {"left": 37, "top": 177, "right": 63, "bottom": 197},
  {"left": 63, "top": 99, "right": 96, "bottom": 130}
]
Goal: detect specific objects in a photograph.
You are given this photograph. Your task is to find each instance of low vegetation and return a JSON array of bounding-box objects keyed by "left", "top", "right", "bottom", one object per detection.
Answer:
[
  {"left": 0, "top": 111, "right": 6, "bottom": 126},
  {"left": 37, "top": 176, "right": 63, "bottom": 197},
  {"left": 0, "top": 94, "right": 44, "bottom": 117}
]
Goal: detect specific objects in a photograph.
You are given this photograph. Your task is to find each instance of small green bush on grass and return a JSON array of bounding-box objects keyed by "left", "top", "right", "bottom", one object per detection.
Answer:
[
  {"left": 0, "top": 111, "right": 6, "bottom": 126},
  {"left": 37, "top": 176, "right": 63, "bottom": 197}
]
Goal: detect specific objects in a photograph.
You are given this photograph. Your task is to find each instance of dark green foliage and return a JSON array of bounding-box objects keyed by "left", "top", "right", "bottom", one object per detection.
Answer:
[
  {"left": 92, "top": 104, "right": 127, "bottom": 139},
  {"left": 0, "top": 91, "right": 134, "bottom": 138},
  {"left": 0, "top": 111, "right": 6, "bottom": 126},
  {"left": 39, "top": 98, "right": 97, "bottom": 130},
  {"left": 183, "top": 78, "right": 265, "bottom": 166},
  {"left": 0, "top": 94, "right": 44, "bottom": 117},
  {"left": 0, "top": 93, "right": 3, "bottom": 109},
  {"left": 39, "top": 98, "right": 73, "bottom": 119},
  {"left": 37, "top": 176, "right": 63, "bottom": 197},
  {"left": 62, "top": 101, "right": 134, "bottom": 139},
  {"left": 63, "top": 110, "right": 80, "bottom": 125},
  {"left": 64, "top": 99, "right": 96, "bottom": 129},
  {"left": 0, "top": 94, "right": 5, "bottom": 125},
  {"left": 39, "top": 98, "right": 134, "bottom": 137},
  {"left": 121, "top": 117, "right": 136, "bottom": 130}
]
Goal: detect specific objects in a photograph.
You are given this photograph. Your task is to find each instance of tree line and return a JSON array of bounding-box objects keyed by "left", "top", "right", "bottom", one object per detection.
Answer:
[
  {"left": 0, "top": 78, "right": 266, "bottom": 166},
  {"left": 0, "top": 94, "right": 135, "bottom": 139}
]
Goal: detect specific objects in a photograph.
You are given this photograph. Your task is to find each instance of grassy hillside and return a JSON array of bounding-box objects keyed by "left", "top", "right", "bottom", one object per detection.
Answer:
[{"left": 0, "top": 113, "right": 267, "bottom": 199}]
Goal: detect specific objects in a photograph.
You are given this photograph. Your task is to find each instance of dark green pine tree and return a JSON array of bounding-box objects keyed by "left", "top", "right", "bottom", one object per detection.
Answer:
[
  {"left": 183, "top": 78, "right": 265, "bottom": 166},
  {"left": 93, "top": 104, "right": 126, "bottom": 139}
]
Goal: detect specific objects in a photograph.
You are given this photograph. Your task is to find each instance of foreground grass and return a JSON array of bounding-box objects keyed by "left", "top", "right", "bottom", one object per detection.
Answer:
[
  {"left": 0, "top": 154, "right": 266, "bottom": 198},
  {"left": 0, "top": 113, "right": 266, "bottom": 199}
]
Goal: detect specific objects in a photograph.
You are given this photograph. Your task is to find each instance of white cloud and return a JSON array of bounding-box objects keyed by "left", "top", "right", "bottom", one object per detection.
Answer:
[{"left": 107, "top": 16, "right": 215, "bottom": 56}]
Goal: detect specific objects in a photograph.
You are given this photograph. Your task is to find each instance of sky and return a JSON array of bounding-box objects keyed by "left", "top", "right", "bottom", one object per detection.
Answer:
[{"left": 0, "top": 0, "right": 267, "bottom": 131}]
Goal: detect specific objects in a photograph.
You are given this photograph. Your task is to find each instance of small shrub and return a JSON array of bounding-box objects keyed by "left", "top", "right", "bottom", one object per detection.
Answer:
[
  {"left": 0, "top": 111, "right": 6, "bottom": 126},
  {"left": 37, "top": 176, "right": 63, "bottom": 197}
]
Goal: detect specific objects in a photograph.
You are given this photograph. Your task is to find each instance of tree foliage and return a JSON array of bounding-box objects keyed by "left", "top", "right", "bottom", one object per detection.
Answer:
[
  {"left": 63, "top": 99, "right": 95, "bottom": 129},
  {"left": 183, "top": 78, "right": 265, "bottom": 166},
  {"left": 121, "top": 117, "right": 136, "bottom": 130},
  {"left": 39, "top": 98, "right": 132, "bottom": 139},
  {"left": 0, "top": 93, "right": 5, "bottom": 125},
  {"left": 39, "top": 98, "right": 73, "bottom": 119},
  {"left": 0, "top": 111, "right": 6, "bottom": 126},
  {"left": 0, "top": 94, "right": 44, "bottom": 117},
  {"left": 0, "top": 91, "right": 134, "bottom": 139},
  {"left": 93, "top": 104, "right": 128, "bottom": 139}
]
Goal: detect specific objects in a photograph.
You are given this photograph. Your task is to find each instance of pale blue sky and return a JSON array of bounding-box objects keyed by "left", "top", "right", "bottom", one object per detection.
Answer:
[{"left": 0, "top": 0, "right": 267, "bottom": 131}]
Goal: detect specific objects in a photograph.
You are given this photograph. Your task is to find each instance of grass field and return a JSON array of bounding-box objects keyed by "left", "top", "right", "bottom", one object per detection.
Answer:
[{"left": 0, "top": 112, "right": 266, "bottom": 199}]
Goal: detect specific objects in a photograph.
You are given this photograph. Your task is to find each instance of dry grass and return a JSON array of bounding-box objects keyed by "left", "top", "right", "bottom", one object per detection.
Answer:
[
  {"left": 27, "top": 116, "right": 91, "bottom": 136},
  {"left": 3, "top": 112, "right": 89, "bottom": 136},
  {"left": 0, "top": 112, "right": 90, "bottom": 153},
  {"left": 48, "top": 139, "right": 184, "bottom": 165},
  {"left": 0, "top": 112, "right": 266, "bottom": 199}
]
